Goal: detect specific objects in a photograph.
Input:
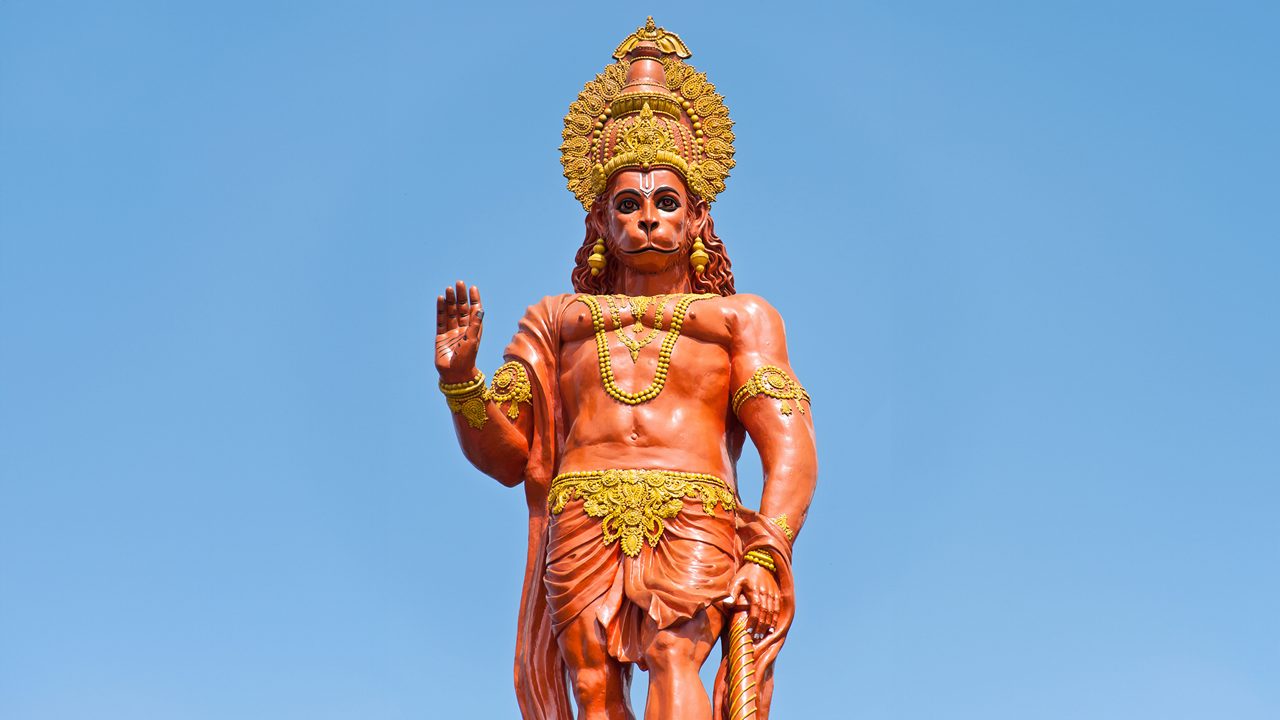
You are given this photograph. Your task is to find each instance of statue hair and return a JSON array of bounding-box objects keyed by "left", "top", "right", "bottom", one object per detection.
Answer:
[{"left": 570, "top": 196, "right": 736, "bottom": 296}]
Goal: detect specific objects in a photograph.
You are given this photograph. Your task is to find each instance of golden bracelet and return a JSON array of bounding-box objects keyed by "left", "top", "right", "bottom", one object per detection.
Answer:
[
  {"left": 743, "top": 549, "right": 776, "bottom": 573},
  {"left": 440, "top": 372, "right": 487, "bottom": 429},
  {"left": 439, "top": 371, "right": 486, "bottom": 396},
  {"left": 731, "top": 365, "right": 811, "bottom": 417}
]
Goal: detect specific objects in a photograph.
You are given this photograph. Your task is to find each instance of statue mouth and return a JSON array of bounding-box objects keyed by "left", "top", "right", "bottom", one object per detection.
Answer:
[{"left": 620, "top": 245, "right": 680, "bottom": 255}]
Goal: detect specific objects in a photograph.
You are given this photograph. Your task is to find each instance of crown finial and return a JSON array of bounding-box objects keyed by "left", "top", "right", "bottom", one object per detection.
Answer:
[{"left": 612, "top": 17, "right": 692, "bottom": 59}]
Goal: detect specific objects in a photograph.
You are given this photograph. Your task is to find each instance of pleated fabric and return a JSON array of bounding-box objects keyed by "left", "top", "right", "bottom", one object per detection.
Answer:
[
  {"left": 505, "top": 295, "right": 577, "bottom": 720},
  {"left": 545, "top": 494, "right": 737, "bottom": 667}
]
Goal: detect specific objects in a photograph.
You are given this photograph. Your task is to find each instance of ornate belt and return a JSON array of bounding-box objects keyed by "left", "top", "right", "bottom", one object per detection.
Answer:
[{"left": 548, "top": 469, "right": 736, "bottom": 557}]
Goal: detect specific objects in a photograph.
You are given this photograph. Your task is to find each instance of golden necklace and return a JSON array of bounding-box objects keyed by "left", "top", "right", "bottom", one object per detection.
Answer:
[
  {"left": 578, "top": 293, "right": 713, "bottom": 405},
  {"left": 603, "top": 294, "right": 670, "bottom": 362}
]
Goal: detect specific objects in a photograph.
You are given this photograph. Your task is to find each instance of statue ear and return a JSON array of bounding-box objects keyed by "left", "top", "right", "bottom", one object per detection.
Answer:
[
  {"left": 687, "top": 198, "right": 710, "bottom": 244},
  {"left": 588, "top": 197, "right": 610, "bottom": 237}
]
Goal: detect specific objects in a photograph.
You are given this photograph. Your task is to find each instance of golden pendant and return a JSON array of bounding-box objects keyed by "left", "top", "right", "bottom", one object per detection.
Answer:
[{"left": 603, "top": 294, "right": 668, "bottom": 362}]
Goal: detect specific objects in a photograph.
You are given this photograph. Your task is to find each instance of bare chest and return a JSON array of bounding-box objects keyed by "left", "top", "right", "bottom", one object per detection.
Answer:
[
  {"left": 557, "top": 295, "right": 732, "bottom": 347},
  {"left": 556, "top": 295, "right": 734, "bottom": 409}
]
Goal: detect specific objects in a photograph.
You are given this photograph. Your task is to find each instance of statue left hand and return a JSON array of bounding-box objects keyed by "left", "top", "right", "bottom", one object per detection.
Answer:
[{"left": 725, "top": 561, "right": 781, "bottom": 642}]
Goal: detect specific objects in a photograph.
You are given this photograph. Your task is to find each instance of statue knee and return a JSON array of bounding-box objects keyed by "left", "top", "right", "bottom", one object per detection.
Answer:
[
  {"left": 644, "top": 631, "right": 699, "bottom": 673},
  {"left": 569, "top": 665, "right": 613, "bottom": 701}
]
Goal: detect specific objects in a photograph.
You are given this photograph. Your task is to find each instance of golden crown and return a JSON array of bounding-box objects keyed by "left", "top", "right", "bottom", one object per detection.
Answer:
[{"left": 560, "top": 18, "right": 736, "bottom": 211}]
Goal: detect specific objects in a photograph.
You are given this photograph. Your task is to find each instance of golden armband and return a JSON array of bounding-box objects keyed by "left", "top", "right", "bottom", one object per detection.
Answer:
[
  {"left": 771, "top": 514, "right": 795, "bottom": 541},
  {"left": 485, "top": 361, "right": 532, "bottom": 420},
  {"left": 731, "top": 365, "right": 811, "bottom": 417},
  {"left": 440, "top": 371, "right": 488, "bottom": 430}
]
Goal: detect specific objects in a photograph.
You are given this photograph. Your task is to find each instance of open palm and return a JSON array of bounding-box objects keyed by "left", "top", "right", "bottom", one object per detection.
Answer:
[{"left": 435, "top": 280, "right": 483, "bottom": 383}]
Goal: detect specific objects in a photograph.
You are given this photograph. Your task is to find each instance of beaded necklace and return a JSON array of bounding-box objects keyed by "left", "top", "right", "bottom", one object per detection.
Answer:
[
  {"left": 577, "top": 293, "right": 714, "bottom": 405},
  {"left": 603, "top": 294, "right": 670, "bottom": 362}
]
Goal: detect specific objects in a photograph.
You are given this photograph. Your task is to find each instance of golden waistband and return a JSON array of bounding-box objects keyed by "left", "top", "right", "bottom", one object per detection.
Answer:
[{"left": 548, "top": 469, "right": 736, "bottom": 557}]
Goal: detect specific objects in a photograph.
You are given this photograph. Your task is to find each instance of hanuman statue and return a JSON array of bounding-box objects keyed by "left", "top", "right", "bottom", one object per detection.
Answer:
[{"left": 434, "top": 19, "right": 818, "bottom": 720}]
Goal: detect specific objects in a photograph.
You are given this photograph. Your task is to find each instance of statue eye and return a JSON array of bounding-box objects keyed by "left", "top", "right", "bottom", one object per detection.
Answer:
[
  {"left": 617, "top": 198, "right": 639, "bottom": 213},
  {"left": 656, "top": 196, "right": 680, "bottom": 211}
]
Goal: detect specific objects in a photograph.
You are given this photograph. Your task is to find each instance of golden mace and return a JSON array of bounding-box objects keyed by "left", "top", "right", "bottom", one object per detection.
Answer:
[{"left": 726, "top": 612, "right": 759, "bottom": 719}]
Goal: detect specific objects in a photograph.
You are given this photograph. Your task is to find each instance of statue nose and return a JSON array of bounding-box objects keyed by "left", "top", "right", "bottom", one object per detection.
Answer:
[{"left": 638, "top": 219, "right": 658, "bottom": 234}]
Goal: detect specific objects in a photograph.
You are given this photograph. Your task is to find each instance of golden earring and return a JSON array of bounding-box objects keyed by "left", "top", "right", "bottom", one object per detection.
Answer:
[
  {"left": 588, "top": 238, "right": 607, "bottom": 276},
  {"left": 690, "top": 237, "right": 709, "bottom": 274}
]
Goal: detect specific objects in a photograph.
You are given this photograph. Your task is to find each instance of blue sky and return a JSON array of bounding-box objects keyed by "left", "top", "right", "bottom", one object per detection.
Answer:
[{"left": 2, "top": 1, "right": 1276, "bottom": 718}]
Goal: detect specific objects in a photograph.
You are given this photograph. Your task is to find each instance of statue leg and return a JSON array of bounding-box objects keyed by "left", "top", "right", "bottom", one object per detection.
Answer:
[
  {"left": 557, "top": 599, "right": 636, "bottom": 720},
  {"left": 641, "top": 605, "right": 725, "bottom": 720}
]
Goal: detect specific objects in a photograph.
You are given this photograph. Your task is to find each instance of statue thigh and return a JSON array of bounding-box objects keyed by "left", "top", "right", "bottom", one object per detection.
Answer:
[
  {"left": 640, "top": 602, "right": 726, "bottom": 676},
  {"left": 556, "top": 594, "right": 726, "bottom": 693},
  {"left": 556, "top": 598, "right": 634, "bottom": 716}
]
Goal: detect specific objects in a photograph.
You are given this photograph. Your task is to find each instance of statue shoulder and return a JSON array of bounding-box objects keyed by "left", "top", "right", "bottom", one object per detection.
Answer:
[
  {"left": 519, "top": 293, "right": 580, "bottom": 320},
  {"left": 505, "top": 293, "right": 583, "bottom": 366},
  {"left": 716, "top": 293, "right": 786, "bottom": 333},
  {"left": 707, "top": 294, "right": 790, "bottom": 359},
  {"left": 508, "top": 293, "right": 581, "bottom": 342}
]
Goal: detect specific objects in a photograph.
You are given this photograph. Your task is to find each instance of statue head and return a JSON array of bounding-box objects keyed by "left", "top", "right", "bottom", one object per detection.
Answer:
[
  {"left": 570, "top": 168, "right": 734, "bottom": 295},
  {"left": 562, "top": 18, "right": 736, "bottom": 296}
]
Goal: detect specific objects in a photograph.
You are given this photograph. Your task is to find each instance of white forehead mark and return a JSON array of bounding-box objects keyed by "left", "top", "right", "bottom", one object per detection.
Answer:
[{"left": 639, "top": 171, "right": 655, "bottom": 197}]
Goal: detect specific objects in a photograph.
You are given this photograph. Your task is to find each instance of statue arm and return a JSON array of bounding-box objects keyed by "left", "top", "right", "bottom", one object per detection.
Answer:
[
  {"left": 444, "top": 363, "right": 534, "bottom": 487},
  {"left": 436, "top": 282, "right": 533, "bottom": 487},
  {"left": 728, "top": 295, "right": 818, "bottom": 540}
]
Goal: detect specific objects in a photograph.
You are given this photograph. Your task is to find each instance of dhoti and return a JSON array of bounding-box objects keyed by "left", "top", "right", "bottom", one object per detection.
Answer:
[{"left": 544, "top": 469, "right": 738, "bottom": 667}]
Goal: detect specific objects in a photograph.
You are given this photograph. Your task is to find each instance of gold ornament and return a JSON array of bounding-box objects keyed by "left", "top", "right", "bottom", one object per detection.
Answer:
[
  {"left": 588, "top": 238, "right": 607, "bottom": 276},
  {"left": 603, "top": 294, "right": 670, "bottom": 362},
  {"left": 623, "top": 294, "right": 661, "bottom": 333},
  {"left": 690, "top": 237, "right": 709, "bottom": 274},
  {"left": 771, "top": 514, "right": 795, "bottom": 541},
  {"left": 561, "top": 61, "right": 630, "bottom": 210},
  {"left": 578, "top": 293, "right": 713, "bottom": 405},
  {"left": 726, "top": 615, "right": 761, "bottom": 719},
  {"left": 439, "top": 371, "right": 484, "bottom": 392},
  {"left": 732, "top": 365, "right": 811, "bottom": 416},
  {"left": 548, "top": 469, "right": 736, "bottom": 557},
  {"left": 485, "top": 361, "right": 532, "bottom": 420},
  {"left": 660, "top": 56, "right": 735, "bottom": 201},
  {"left": 440, "top": 372, "right": 488, "bottom": 429},
  {"left": 560, "top": 21, "right": 735, "bottom": 210},
  {"left": 612, "top": 17, "right": 692, "bottom": 60},
  {"left": 743, "top": 548, "right": 777, "bottom": 573},
  {"left": 600, "top": 102, "right": 686, "bottom": 181}
]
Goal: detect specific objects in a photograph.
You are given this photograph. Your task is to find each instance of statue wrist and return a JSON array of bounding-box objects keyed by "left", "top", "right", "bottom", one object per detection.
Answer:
[
  {"left": 439, "top": 367, "right": 481, "bottom": 386},
  {"left": 440, "top": 371, "right": 488, "bottom": 430},
  {"left": 742, "top": 549, "right": 777, "bottom": 574}
]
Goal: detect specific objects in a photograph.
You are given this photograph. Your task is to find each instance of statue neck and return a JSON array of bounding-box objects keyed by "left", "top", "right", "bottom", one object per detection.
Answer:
[{"left": 613, "top": 264, "right": 694, "bottom": 296}]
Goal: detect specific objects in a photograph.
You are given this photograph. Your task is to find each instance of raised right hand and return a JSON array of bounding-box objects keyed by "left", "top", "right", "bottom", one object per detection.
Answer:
[{"left": 436, "top": 280, "right": 484, "bottom": 383}]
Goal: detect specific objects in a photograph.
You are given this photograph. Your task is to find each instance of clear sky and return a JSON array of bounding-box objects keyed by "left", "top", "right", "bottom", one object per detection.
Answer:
[{"left": 2, "top": 1, "right": 1276, "bottom": 718}]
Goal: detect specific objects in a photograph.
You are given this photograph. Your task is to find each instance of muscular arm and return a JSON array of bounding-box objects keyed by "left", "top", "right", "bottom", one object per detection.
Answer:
[
  {"left": 443, "top": 364, "right": 534, "bottom": 487},
  {"left": 728, "top": 295, "right": 818, "bottom": 540},
  {"left": 436, "top": 282, "right": 532, "bottom": 487}
]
